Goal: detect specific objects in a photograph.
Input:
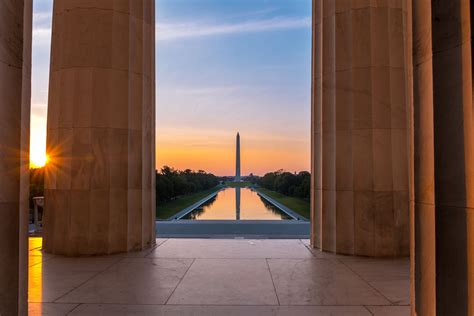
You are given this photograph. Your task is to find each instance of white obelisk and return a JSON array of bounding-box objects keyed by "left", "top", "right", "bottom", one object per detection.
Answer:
[{"left": 235, "top": 132, "right": 241, "bottom": 182}]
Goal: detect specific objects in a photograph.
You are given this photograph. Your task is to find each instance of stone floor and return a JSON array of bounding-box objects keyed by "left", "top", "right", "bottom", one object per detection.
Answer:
[{"left": 28, "top": 237, "right": 410, "bottom": 315}]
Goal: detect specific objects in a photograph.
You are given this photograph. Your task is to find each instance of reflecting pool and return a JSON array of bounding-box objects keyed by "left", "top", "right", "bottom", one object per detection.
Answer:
[{"left": 182, "top": 187, "right": 292, "bottom": 220}]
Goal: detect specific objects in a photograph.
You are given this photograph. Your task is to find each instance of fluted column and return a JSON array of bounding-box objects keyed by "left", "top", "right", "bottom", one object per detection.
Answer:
[
  {"left": 44, "top": 0, "right": 156, "bottom": 255},
  {"left": 0, "top": 0, "right": 32, "bottom": 314},
  {"left": 311, "top": 0, "right": 410, "bottom": 257},
  {"left": 411, "top": 0, "right": 473, "bottom": 314}
]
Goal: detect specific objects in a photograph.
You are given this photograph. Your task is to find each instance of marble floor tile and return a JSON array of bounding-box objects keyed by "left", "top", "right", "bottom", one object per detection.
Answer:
[
  {"left": 309, "top": 250, "right": 355, "bottom": 260},
  {"left": 29, "top": 248, "right": 55, "bottom": 259},
  {"left": 340, "top": 258, "right": 409, "bottom": 304},
  {"left": 27, "top": 237, "right": 410, "bottom": 312},
  {"left": 366, "top": 305, "right": 410, "bottom": 316},
  {"left": 29, "top": 267, "right": 97, "bottom": 303},
  {"left": 369, "top": 280, "right": 410, "bottom": 305},
  {"left": 40, "top": 256, "right": 121, "bottom": 273},
  {"left": 119, "top": 238, "right": 169, "bottom": 257},
  {"left": 29, "top": 237, "right": 43, "bottom": 251},
  {"left": 300, "top": 239, "right": 310, "bottom": 246},
  {"left": 155, "top": 238, "right": 168, "bottom": 247},
  {"left": 29, "top": 257, "right": 122, "bottom": 302},
  {"left": 148, "top": 239, "right": 313, "bottom": 259},
  {"left": 167, "top": 259, "right": 278, "bottom": 305},
  {"left": 29, "top": 255, "right": 55, "bottom": 267},
  {"left": 70, "top": 304, "right": 371, "bottom": 316},
  {"left": 340, "top": 258, "right": 409, "bottom": 281},
  {"left": 57, "top": 258, "right": 193, "bottom": 304},
  {"left": 29, "top": 237, "right": 56, "bottom": 263},
  {"left": 28, "top": 303, "right": 79, "bottom": 316},
  {"left": 299, "top": 242, "right": 356, "bottom": 260},
  {"left": 268, "top": 259, "right": 390, "bottom": 305},
  {"left": 29, "top": 255, "right": 43, "bottom": 267}
]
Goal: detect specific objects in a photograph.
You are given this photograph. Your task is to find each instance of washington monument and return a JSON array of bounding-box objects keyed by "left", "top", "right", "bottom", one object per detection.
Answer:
[{"left": 235, "top": 132, "right": 241, "bottom": 182}]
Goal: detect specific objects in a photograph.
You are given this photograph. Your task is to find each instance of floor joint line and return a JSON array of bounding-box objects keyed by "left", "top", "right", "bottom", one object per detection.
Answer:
[
  {"left": 266, "top": 258, "right": 281, "bottom": 306},
  {"left": 52, "top": 256, "right": 126, "bottom": 303},
  {"left": 164, "top": 258, "right": 196, "bottom": 305},
  {"left": 338, "top": 259, "right": 393, "bottom": 305}
]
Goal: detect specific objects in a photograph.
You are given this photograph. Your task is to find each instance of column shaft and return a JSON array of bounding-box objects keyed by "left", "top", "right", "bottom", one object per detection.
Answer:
[
  {"left": 311, "top": 0, "right": 410, "bottom": 257},
  {"left": 44, "top": 0, "right": 156, "bottom": 255},
  {"left": 411, "top": 1, "right": 436, "bottom": 314},
  {"left": 311, "top": 0, "right": 323, "bottom": 249},
  {"left": 412, "top": 0, "right": 474, "bottom": 314},
  {"left": 0, "top": 0, "right": 31, "bottom": 314}
]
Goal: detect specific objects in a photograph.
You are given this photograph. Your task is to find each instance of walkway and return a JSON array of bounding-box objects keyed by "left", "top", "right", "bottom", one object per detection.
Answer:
[
  {"left": 156, "top": 220, "right": 310, "bottom": 238},
  {"left": 166, "top": 189, "right": 221, "bottom": 220},
  {"left": 28, "top": 237, "right": 409, "bottom": 315}
]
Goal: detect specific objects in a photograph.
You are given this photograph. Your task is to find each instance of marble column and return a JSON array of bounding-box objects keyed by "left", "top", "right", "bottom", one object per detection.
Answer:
[
  {"left": 311, "top": 0, "right": 410, "bottom": 257},
  {"left": 411, "top": 0, "right": 473, "bottom": 314},
  {"left": 44, "top": 0, "right": 156, "bottom": 255},
  {"left": 0, "top": 0, "right": 32, "bottom": 314}
]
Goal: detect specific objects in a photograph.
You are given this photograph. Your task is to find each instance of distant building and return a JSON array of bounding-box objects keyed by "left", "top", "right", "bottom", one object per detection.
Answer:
[{"left": 235, "top": 132, "right": 241, "bottom": 182}]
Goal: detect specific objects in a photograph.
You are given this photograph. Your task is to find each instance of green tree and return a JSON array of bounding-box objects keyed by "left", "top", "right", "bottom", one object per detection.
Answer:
[
  {"left": 155, "top": 166, "right": 219, "bottom": 204},
  {"left": 258, "top": 169, "right": 311, "bottom": 200}
]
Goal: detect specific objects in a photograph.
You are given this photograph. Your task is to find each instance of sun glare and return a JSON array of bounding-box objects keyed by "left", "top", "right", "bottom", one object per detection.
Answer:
[
  {"left": 30, "top": 151, "right": 48, "bottom": 169},
  {"left": 30, "top": 109, "right": 48, "bottom": 169},
  {"left": 30, "top": 126, "right": 48, "bottom": 168}
]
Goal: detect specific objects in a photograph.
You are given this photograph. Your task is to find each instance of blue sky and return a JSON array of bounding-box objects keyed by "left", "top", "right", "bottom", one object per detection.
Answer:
[{"left": 31, "top": 0, "right": 312, "bottom": 175}]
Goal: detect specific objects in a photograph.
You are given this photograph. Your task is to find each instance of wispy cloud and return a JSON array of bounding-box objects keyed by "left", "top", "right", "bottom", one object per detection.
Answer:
[
  {"left": 33, "top": 12, "right": 52, "bottom": 29},
  {"left": 223, "top": 8, "right": 280, "bottom": 20},
  {"left": 31, "top": 11, "right": 310, "bottom": 43},
  {"left": 32, "top": 9, "right": 52, "bottom": 49},
  {"left": 156, "top": 16, "right": 311, "bottom": 41},
  {"left": 173, "top": 86, "right": 239, "bottom": 95},
  {"left": 33, "top": 27, "right": 51, "bottom": 42}
]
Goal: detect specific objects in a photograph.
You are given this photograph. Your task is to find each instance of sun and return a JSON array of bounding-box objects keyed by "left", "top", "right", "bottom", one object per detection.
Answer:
[
  {"left": 30, "top": 131, "right": 48, "bottom": 168},
  {"left": 30, "top": 115, "right": 48, "bottom": 169},
  {"left": 30, "top": 151, "right": 48, "bottom": 169}
]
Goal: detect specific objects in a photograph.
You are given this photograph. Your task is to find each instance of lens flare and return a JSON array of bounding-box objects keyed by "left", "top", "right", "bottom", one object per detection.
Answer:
[{"left": 30, "top": 152, "right": 48, "bottom": 168}]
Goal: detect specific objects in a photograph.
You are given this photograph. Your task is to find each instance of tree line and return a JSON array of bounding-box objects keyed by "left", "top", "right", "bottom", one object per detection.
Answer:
[
  {"left": 258, "top": 170, "right": 311, "bottom": 200},
  {"left": 156, "top": 166, "right": 219, "bottom": 204},
  {"left": 28, "top": 167, "right": 309, "bottom": 205},
  {"left": 30, "top": 167, "right": 45, "bottom": 208},
  {"left": 28, "top": 166, "right": 220, "bottom": 206}
]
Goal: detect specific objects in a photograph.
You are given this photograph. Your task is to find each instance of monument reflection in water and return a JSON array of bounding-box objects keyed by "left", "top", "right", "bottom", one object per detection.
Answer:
[{"left": 183, "top": 188, "right": 292, "bottom": 220}]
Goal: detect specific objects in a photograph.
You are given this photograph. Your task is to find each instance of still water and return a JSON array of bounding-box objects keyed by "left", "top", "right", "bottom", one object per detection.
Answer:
[{"left": 183, "top": 187, "right": 292, "bottom": 220}]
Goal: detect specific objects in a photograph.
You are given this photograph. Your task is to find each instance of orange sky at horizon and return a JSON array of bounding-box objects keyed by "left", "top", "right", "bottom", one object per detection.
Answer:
[
  {"left": 156, "top": 128, "right": 310, "bottom": 176},
  {"left": 31, "top": 127, "right": 311, "bottom": 176}
]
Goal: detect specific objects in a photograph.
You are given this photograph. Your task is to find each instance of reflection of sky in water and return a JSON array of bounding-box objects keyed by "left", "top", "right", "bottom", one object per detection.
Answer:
[{"left": 184, "top": 188, "right": 292, "bottom": 220}]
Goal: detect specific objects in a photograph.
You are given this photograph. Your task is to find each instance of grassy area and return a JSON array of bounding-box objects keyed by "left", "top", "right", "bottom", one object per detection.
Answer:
[
  {"left": 156, "top": 186, "right": 221, "bottom": 220},
  {"left": 225, "top": 181, "right": 253, "bottom": 187},
  {"left": 256, "top": 187, "right": 310, "bottom": 220}
]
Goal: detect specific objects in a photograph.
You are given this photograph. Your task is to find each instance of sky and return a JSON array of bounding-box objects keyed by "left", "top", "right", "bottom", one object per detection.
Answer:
[{"left": 31, "top": 0, "right": 312, "bottom": 176}]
